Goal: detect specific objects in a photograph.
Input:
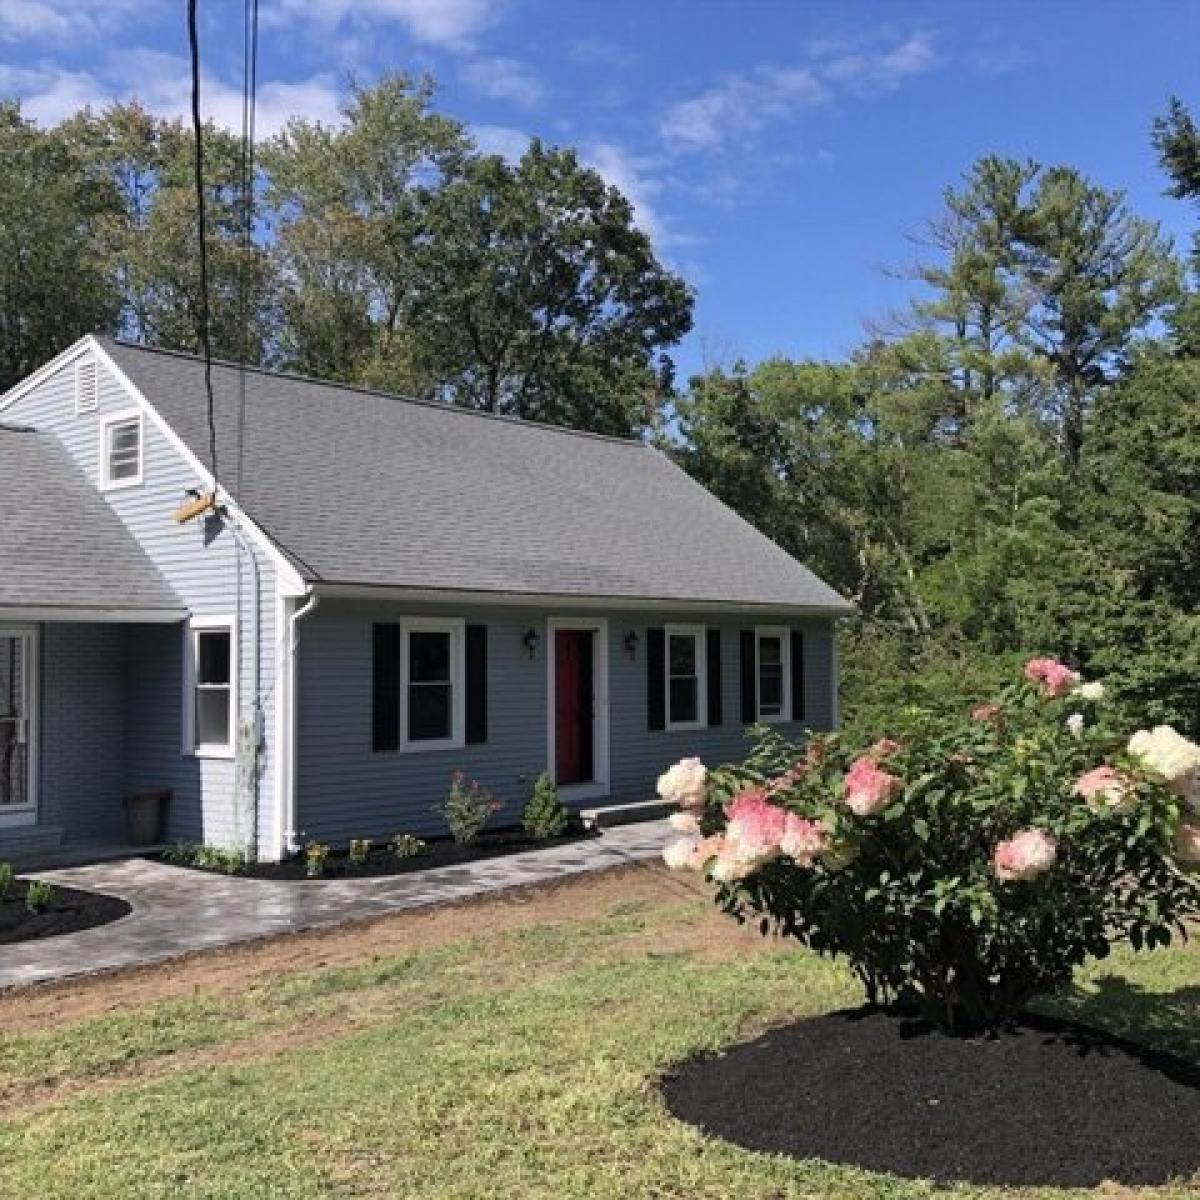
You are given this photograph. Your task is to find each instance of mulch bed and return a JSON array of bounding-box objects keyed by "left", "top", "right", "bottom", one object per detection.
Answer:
[
  {"left": 168, "top": 825, "right": 600, "bottom": 881},
  {"left": 0, "top": 879, "right": 131, "bottom": 946},
  {"left": 662, "top": 1007, "right": 1200, "bottom": 1187}
]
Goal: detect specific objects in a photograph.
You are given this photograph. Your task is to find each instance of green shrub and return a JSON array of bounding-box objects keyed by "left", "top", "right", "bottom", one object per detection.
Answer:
[
  {"left": 390, "top": 833, "right": 426, "bottom": 860},
  {"left": 24, "top": 879, "right": 55, "bottom": 914},
  {"left": 522, "top": 772, "right": 569, "bottom": 839},
  {"left": 348, "top": 838, "right": 372, "bottom": 867},
  {"left": 162, "top": 841, "right": 245, "bottom": 875},
  {"left": 660, "top": 658, "right": 1200, "bottom": 1033},
  {"left": 0, "top": 861, "right": 13, "bottom": 901},
  {"left": 303, "top": 841, "right": 330, "bottom": 878},
  {"left": 442, "top": 771, "right": 500, "bottom": 844}
]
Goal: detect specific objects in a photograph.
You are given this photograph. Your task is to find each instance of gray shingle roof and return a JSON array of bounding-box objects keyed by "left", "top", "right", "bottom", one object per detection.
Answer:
[
  {"left": 0, "top": 423, "right": 182, "bottom": 614},
  {"left": 100, "top": 339, "right": 852, "bottom": 612}
]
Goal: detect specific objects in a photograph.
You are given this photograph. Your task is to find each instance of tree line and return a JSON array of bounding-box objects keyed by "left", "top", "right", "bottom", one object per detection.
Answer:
[{"left": 0, "top": 77, "right": 1195, "bottom": 733}]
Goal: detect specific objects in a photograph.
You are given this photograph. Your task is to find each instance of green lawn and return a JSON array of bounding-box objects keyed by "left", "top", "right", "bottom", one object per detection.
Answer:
[{"left": 0, "top": 865, "right": 1198, "bottom": 1199}]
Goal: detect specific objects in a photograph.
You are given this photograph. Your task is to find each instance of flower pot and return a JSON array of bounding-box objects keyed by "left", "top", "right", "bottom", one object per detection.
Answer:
[{"left": 124, "top": 789, "right": 169, "bottom": 846}]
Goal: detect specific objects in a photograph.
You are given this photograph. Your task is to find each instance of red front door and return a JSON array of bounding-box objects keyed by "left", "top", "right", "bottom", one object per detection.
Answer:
[{"left": 555, "top": 629, "right": 593, "bottom": 785}]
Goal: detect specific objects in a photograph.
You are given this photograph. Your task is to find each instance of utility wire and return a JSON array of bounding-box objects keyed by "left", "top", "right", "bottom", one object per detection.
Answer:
[
  {"left": 187, "top": 0, "right": 220, "bottom": 490},
  {"left": 235, "top": 0, "right": 259, "bottom": 499}
]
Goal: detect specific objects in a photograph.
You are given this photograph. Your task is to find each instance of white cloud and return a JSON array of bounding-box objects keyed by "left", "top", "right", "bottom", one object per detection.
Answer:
[
  {"left": 584, "top": 141, "right": 688, "bottom": 249},
  {"left": 0, "top": 0, "right": 140, "bottom": 41},
  {"left": 2, "top": 55, "right": 343, "bottom": 137},
  {"left": 661, "top": 67, "right": 826, "bottom": 152},
  {"left": 661, "top": 31, "right": 939, "bottom": 154},
  {"left": 471, "top": 122, "right": 530, "bottom": 161},
  {"left": 822, "top": 32, "right": 938, "bottom": 92},
  {"left": 265, "top": 0, "right": 498, "bottom": 49},
  {"left": 460, "top": 57, "right": 545, "bottom": 108}
]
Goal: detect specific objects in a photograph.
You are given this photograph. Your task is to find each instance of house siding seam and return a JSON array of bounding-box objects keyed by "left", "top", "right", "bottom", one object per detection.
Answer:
[
  {"left": 295, "top": 598, "right": 836, "bottom": 845},
  {"left": 4, "top": 356, "right": 280, "bottom": 852}
]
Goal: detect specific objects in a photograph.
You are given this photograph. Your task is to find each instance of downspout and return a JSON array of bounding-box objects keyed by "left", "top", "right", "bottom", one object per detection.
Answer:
[
  {"left": 283, "top": 588, "right": 320, "bottom": 858},
  {"left": 225, "top": 515, "right": 262, "bottom": 860}
]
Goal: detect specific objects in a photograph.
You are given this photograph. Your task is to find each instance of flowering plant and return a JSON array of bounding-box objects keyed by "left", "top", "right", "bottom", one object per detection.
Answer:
[
  {"left": 442, "top": 770, "right": 501, "bottom": 844},
  {"left": 661, "top": 660, "right": 1200, "bottom": 1032}
]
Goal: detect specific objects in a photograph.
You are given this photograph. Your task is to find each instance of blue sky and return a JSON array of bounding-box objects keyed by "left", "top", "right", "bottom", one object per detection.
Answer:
[{"left": 2, "top": 0, "right": 1196, "bottom": 378}]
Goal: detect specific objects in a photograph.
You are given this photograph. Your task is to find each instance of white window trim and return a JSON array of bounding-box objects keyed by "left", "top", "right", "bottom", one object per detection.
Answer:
[
  {"left": 755, "top": 625, "right": 792, "bottom": 724},
  {"left": 399, "top": 617, "right": 466, "bottom": 754},
  {"left": 183, "top": 615, "right": 238, "bottom": 760},
  {"left": 0, "top": 623, "right": 39, "bottom": 827},
  {"left": 98, "top": 407, "right": 144, "bottom": 491},
  {"left": 665, "top": 623, "right": 708, "bottom": 732}
]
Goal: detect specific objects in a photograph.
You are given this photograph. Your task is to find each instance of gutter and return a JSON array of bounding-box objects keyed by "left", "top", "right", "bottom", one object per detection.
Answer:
[{"left": 279, "top": 588, "right": 320, "bottom": 859}]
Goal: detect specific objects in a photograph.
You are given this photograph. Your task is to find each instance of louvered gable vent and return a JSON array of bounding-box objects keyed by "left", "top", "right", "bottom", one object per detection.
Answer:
[{"left": 75, "top": 360, "right": 99, "bottom": 414}]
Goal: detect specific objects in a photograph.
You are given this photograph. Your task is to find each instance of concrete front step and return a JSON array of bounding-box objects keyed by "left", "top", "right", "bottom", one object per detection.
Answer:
[{"left": 580, "top": 800, "right": 674, "bottom": 829}]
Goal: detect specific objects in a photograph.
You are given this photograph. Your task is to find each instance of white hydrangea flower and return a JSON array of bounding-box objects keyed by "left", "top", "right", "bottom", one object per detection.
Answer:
[
  {"left": 1073, "top": 681, "right": 1106, "bottom": 702},
  {"left": 656, "top": 757, "right": 707, "bottom": 809},
  {"left": 1066, "top": 713, "right": 1085, "bottom": 739},
  {"left": 1128, "top": 725, "right": 1200, "bottom": 811}
]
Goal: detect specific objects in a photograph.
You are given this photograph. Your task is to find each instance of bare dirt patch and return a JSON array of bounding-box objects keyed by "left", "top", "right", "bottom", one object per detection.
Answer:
[{"left": 0, "top": 862, "right": 755, "bottom": 1031}]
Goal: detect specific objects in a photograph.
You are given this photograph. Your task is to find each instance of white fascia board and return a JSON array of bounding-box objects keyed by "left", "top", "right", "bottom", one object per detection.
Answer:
[
  {"left": 0, "top": 605, "right": 186, "bottom": 623},
  {"left": 0, "top": 337, "right": 95, "bottom": 413},
  {"left": 87, "top": 336, "right": 310, "bottom": 599}
]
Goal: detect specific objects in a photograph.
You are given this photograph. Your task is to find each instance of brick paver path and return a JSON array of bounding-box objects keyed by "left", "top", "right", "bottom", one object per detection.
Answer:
[{"left": 0, "top": 821, "right": 670, "bottom": 989}]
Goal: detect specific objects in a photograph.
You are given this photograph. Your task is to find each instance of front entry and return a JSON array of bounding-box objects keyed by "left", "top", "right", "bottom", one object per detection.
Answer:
[
  {"left": 554, "top": 629, "right": 594, "bottom": 785},
  {"left": 0, "top": 627, "right": 36, "bottom": 824}
]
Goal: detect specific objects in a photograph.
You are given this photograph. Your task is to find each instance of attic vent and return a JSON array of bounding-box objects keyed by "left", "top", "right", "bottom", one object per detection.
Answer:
[{"left": 75, "top": 360, "right": 99, "bottom": 414}]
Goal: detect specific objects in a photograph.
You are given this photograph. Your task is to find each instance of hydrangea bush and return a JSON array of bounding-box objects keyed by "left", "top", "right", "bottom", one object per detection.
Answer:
[{"left": 660, "top": 660, "right": 1200, "bottom": 1033}]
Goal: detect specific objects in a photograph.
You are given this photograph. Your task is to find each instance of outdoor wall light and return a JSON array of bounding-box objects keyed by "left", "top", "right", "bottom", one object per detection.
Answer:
[
  {"left": 523, "top": 628, "right": 540, "bottom": 659},
  {"left": 624, "top": 630, "right": 639, "bottom": 660}
]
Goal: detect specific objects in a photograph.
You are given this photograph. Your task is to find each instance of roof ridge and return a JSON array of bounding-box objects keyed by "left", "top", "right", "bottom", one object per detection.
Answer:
[{"left": 99, "top": 336, "right": 653, "bottom": 450}]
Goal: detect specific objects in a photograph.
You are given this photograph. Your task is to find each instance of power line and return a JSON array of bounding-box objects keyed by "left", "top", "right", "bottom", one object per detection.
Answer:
[
  {"left": 236, "top": 0, "right": 259, "bottom": 498},
  {"left": 186, "top": 0, "right": 220, "bottom": 490}
]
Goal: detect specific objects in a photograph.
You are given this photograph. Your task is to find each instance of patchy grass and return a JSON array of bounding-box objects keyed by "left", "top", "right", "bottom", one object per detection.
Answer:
[{"left": 0, "top": 864, "right": 1197, "bottom": 1198}]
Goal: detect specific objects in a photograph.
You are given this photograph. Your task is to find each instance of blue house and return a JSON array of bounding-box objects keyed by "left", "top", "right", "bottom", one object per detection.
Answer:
[{"left": 0, "top": 336, "right": 851, "bottom": 861}]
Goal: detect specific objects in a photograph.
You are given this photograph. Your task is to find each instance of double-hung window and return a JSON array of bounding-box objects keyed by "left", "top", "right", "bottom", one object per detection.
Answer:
[
  {"left": 99, "top": 409, "right": 143, "bottom": 490},
  {"left": 755, "top": 626, "right": 790, "bottom": 723},
  {"left": 403, "top": 619, "right": 464, "bottom": 750},
  {"left": 665, "top": 624, "right": 707, "bottom": 731},
  {"left": 187, "top": 617, "right": 236, "bottom": 757}
]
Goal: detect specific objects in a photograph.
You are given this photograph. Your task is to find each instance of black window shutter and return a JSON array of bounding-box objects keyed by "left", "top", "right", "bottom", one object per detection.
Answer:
[
  {"left": 706, "top": 628, "right": 722, "bottom": 726},
  {"left": 372, "top": 623, "right": 400, "bottom": 752},
  {"left": 646, "top": 627, "right": 665, "bottom": 731},
  {"left": 465, "top": 624, "right": 488, "bottom": 744},
  {"left": 790, "top": 629, "right": 805, "bottom": 722},
  {"left": 739, "top": 630, "right": 757, "bottom": 723}
]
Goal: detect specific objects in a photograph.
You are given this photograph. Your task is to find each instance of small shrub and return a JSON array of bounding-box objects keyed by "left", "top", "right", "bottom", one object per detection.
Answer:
[
  {"left": 24, "top": 880, "right": 55, "bottom": 914},
  {"left": 523, "top": 772, "right": 569, "bottom": 839},
  {"left": 348, "top": 838, "right": 372, "bottom": 868},
  {"left": 0, "top": 861, "right": 13, "bottom": 900},
  {"left": 162, "top": 841, "right": 245, "bottom": 875},
  {"left": 303, "top": 841, "right": 331, "bottom": 878},
  {"left": 442, "top": 770, "right": 500, "bottom": 844},
  {"left": 390, "top": 833, "right": 426, "bottom": 860},
  {"left": 660, "top": 658, "right": 1200, "bottom": 1034}
]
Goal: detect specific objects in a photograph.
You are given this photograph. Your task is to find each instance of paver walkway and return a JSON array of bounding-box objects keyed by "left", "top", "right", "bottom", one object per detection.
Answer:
[{"left": 0, "top": 821, "right": 670, "bottom": 989}]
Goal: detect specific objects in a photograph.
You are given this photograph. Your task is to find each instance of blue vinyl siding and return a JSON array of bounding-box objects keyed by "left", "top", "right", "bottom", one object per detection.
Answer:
[
  {"left": 295, "top": 598, "right": 836, "bottom": 845},
  {"left": 4, "top": 350, "right": 279, "bottom": 852}
]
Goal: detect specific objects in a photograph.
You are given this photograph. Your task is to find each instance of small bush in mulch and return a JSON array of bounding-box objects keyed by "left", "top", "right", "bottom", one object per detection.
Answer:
[
  {"left": 159, "top": 822, "right": 599, "bottom": 881},
  {"left": 662, "top": 1007, "right": 1200, "bottom": 1188},
  {"left": 0, "top": 878, "right": 131, "bottom": 946}
]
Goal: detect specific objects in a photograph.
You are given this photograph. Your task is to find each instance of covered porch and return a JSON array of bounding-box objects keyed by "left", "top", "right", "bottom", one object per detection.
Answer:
[{"left": 1, "top": 422, "right": 188, "bottom": 861}]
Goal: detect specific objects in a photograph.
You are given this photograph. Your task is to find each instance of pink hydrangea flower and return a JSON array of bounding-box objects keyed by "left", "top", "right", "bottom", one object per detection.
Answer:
[
  {"left": 842, "top": 756, "right": 903, "bottom": 817},
  {"left": 869, "top": 738, "right": 902, "bottom": 760},
  {"left": 1173, "top": 819, "right": 1200, "bottom": 866},
  {"left": 1073, "top": 765, "right": 1133, "bottom": 813},
  {"left": 780, "top": 815, "right": 827, "bottom": 867},
  {"left": 724, "top": 789, "right": 787, "bottom": 857},
  {"left": 993, "top": 828, "right": 1058, "bottom": 882},
  {"left": 1023, "top": 657, "right": 1081, "bottom": 698},
  {"left": 656, "top": 757, "right": 707, "bottom": 810}
]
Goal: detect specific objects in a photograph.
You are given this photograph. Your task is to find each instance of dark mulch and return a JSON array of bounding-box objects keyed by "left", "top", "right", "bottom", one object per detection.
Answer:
[
  {"left": 0, "top": 879, "right": 132, "bottom": 946},
  {"left": 165, "top": 824, "right": 599, "bottom": 880},
  {"left": 662, "top": 1006, "right": 1200, "bottom": 1187}
]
